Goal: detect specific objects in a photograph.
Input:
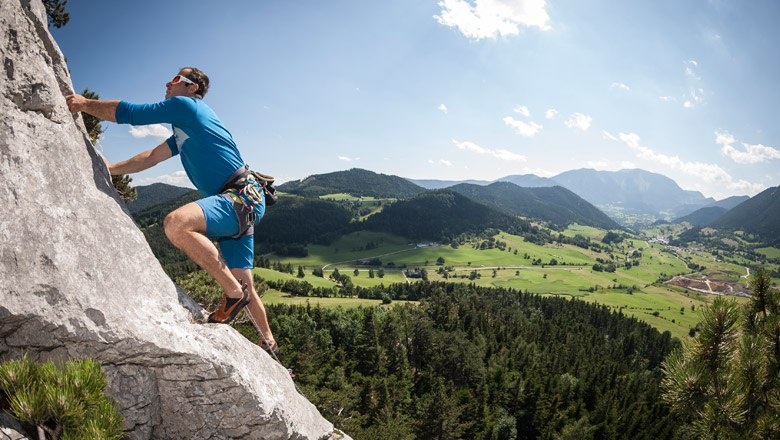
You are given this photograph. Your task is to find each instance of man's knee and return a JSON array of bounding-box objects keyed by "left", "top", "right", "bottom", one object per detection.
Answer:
[
  {"left": 164, "top": 203, "right": 207, "bottom": 243},
  {"left": 163, "top": 211, "right": 184, "bottom": 243}
]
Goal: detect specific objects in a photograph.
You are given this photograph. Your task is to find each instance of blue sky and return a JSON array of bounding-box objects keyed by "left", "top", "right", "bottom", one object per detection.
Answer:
[{"left": 52, "top": 0, "right": 780, "bottom": 199}]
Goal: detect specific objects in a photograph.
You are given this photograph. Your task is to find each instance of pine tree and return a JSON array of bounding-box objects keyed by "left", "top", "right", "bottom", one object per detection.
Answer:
[
  {"left": 297, "top": 266, "right": 305, "bottom": 278},
  {"left": 43, "top": 0, "right": 69, "bottom": 28},
  {"left": 661, "top": 268, "right": 780, "bottom": 438}
]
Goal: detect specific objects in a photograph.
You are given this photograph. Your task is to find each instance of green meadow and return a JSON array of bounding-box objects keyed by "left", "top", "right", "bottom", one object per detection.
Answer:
[
  {"left": 260, "top": 288, "right": 392, "bottom": 308},
  {"left": 319, "top": 193, "right": 395, "bottom": 220},
  {"left": 756, "top": 246, "right": 780, "bottom": 259},
  {"left": 261, "top": 228, "right": 762, "bottom": 339},
  {"left": 559, "top": 224, "right": 608, "bottom": 240}
]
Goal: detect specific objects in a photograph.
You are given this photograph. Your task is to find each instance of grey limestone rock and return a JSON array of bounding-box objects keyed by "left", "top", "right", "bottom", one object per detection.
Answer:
[
  {"left": 0, "top": 413, "right": 30, "bottom": 440},
  {"left": 0, "top": 1, "right": 350, "bottom": 439}
]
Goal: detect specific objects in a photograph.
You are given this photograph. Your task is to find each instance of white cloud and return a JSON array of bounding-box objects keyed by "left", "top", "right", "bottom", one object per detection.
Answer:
[
  {"left": 685, "top": 59, "right": 700, "bottom": 80},
  {"left": 434, "top": 0, "right": 551, "bottom": 40},
  {"left": 513, "top": 105, "right": 530, "bottom": 117},
  {"left": 610, "top": 82, "right": 630, "bottom": 91},
  {"left": 544, "top": 108, "right": 558, "bottom": 119},
  {"left": 716, "top": 130, "right": 780, "bottom": 164},
  {"left": 503, "top": 116, "right": 542, "bottom": 137},
  {"left": 428, "top": 159, "right": 453, "bottom": 166},
  {"left": 338, "top": 156, "right": 359, "bottom": 162},
  {"left": 128, "top": 124, "right": 173, "bottom": 139},
  {"left": 565, "top": 113, "right": 592, "bottom": 131},
  {"left": 604, "top": 131, "right": 765, "bottom": 194},
  {"left": 454, "top": 139, "right": 526, "bottom": 161},
  {"left": 438, "top": 104, "right": 448, "bottom": 114},
  {"left": 659, "top": 96, "right": 675, "bottom": 102},
  {"left": 620, "top": 161, "right": 636, "bottom": 169},
  {"left": 135, "top": 171, "right": 194, "bottom": 188}
]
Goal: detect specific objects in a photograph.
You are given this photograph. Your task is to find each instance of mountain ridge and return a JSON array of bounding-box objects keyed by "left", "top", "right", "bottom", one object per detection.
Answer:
[
  {"left": 447, "top": 182, "right": 620, "bottom": 230},
  {"left": 712, "top": 185, "right": 780, "bottom": 245}
]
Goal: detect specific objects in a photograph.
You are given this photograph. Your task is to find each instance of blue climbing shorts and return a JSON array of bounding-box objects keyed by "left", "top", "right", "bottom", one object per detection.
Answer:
[{"left": 195, "top": 193, "right": 265, "bottom": 269}]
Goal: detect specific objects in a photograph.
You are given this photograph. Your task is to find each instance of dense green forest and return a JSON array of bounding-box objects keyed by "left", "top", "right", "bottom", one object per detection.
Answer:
[
  {"left": 278, "top": 168, "right": 426, "bottom": 198},
  {"left": 447, "top": 183, "right": 620, "bottom": 230},
  {"left": 179, "top": 274, "right": 680, "bottom": 439},
  {"left": 363, "top": 190, "right": 536, "bottom": 242},
  {"left": 713, "top": 185, "right": 780, "bottom": 246}
]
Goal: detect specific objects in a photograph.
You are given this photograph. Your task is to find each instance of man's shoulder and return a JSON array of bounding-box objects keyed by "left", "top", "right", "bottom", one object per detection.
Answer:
[{"left": 166, "top": 96, "right": 199, "bottom": 108}]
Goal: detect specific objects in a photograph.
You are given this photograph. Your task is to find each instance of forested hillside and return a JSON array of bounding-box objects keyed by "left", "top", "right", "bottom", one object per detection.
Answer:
[
  {"left": 673, "top": 206, "right": 728, "bottom": 226},
  {"left": 363, "top": 190, "right": 538, "bottom": 241},
  {"left": 127, "top": 183, "right": 195, "bottom": 213},
  {"left": 247, "top": 282, "right": 680, "bottom": 439},
  {"left": 713, "top": 185, "right": 780, "bottom": 245},
  {"left": 279, "top": 168, "right": 425, "bottom": 198},
  {"left": 448, "top": 182, "right": 620, "bottom": 229}
]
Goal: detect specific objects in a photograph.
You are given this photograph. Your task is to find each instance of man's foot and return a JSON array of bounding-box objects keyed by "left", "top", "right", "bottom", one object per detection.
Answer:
[
  {"left": 207, "top": 286, "right": 250, "bottom": 324},
  {"left": 259, "top": 340, "right": 279, "bottom": 355}
]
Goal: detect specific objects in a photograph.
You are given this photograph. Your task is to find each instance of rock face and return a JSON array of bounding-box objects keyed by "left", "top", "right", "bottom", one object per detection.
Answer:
[{"left": 0, "top": 1, "right": 344, "bottom": 439}]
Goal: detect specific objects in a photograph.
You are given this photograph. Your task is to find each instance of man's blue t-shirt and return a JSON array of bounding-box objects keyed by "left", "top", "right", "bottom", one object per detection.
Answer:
[{"left": 115, "top": 97, "right": 244, "bottom": 196}]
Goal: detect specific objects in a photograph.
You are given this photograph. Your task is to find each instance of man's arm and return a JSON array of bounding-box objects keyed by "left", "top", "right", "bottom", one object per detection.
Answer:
[
  {"left": 66, "top": 94, "right": 119, "bottom": 122},
  {"left": 108, "top": 141, "right": 173, "bottom": 175}
]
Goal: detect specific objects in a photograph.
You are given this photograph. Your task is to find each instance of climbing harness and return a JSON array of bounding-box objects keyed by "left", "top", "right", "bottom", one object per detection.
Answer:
[{"left": 219, "top": 165, "right": 278, "bottom": 239}]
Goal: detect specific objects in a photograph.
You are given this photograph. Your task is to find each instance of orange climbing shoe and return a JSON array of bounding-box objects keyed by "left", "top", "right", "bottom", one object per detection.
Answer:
[{"left": 207, "top": 287, "right": 250, "bottom": 324}]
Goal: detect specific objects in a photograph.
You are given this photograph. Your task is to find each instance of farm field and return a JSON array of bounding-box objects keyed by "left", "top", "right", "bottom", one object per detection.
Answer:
[
  {"left": 756, "top": 246, "right": 780, "bottom": 259},
  {"left": 260, "top": 288, "right": 396, "bottom": 308},
  {"left": 560, "top": 224, "right": 608, "bottom": 240},
  {"left": 256, "top": 228, "right": 767, "bottom": 339},
  {"left": 319, "top": 193, "right": 396, "bottom": 219}
]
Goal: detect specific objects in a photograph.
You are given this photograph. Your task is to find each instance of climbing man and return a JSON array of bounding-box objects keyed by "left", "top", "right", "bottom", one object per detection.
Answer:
[{"left": 65, "top": 67, "right": 277, "bottom": 354}]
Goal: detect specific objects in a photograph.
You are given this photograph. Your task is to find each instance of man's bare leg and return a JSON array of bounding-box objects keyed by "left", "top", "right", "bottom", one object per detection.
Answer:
[
  {"left": 164, "top": 202, "right": 243, "bottom": 298},
  {"left": 231, "top": 268, "right": 276, "bottom": 347}
]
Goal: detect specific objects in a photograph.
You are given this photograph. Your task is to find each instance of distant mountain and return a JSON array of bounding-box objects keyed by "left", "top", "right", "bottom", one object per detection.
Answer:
[
  {"left": 364, "top": 190, "right": 533, "bottom": 240},
  {"left": 551, "top": 169, "right": 710, "bottom": 215},
  {"left": 708, "top": 195, "right": 750, "bottom": 210},
  {"left": 447, "top": 182, "right": 619, "bottom": 229},
  {"left": 670, "top": 195, "right": 750, "bottom": 219},
  {"left": 496, "top": 174, "right": 557, "bottom": 188},
  {"left": 127, "top": 183, "right": 195, "bottom": 213},
  {"left": 278, "top": 168, "right": 425, "bottom": 198},
  {"left": 407, "top": 178, "right": 491, "bottom": 189},
  {"left": 673, "top": 206, "right": 728, "bottom": 227},
  {"left": 712, "top": 185, "right": 780, "bottom": 245}
]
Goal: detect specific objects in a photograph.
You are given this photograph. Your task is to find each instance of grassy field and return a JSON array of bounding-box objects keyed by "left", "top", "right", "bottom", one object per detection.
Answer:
[
  {"left": 756, "top": 246, "right": 780, "bottom": 259},
  {"left": 261, "top": 228, "right": 763, "bottom": 339},
  {"left": 260, "top": 288, "right": 395, "bottom": 308},
  {"left": 253, "top": 266, "right": 409, "bottom": 288},
  {"left": 319, "top": 193, "right": 396, "bottom": 220},
  {"left": 319, "top": 193, "right": 396, "bottom": 203},
  {"left": 560, "top": 224, "right": 608, "bottom": 240}
]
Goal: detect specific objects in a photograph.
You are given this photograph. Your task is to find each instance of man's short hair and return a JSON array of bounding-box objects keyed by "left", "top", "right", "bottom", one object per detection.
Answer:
[{"left": 182, "top": 67, "right": 209, "bottom": 98}]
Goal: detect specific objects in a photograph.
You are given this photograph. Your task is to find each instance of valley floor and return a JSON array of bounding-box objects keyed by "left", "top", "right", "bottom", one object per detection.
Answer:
[{"left": 257, "top": 227, "right": 769, "bottom": 340}]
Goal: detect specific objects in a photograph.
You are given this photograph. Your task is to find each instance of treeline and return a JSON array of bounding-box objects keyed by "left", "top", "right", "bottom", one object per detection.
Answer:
[
  {"left": 364, "top": 191, "right": 537, "bottom": 242},
  {"left": 277, "top": 168, "right": 425, "bottom": 198},
  {"left": 254, "top": 283, "right": 679, "bottom": 439}
]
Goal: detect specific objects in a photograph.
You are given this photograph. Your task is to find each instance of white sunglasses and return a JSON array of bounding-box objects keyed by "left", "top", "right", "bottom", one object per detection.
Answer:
[{"left": 170, "top": 74, "right": 195, "bottom": 85}]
